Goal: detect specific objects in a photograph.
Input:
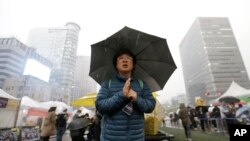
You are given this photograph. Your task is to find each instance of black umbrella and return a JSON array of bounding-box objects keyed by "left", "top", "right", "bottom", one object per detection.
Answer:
[
  {"left": 89, "top": 26, "right": 177, "bottom": 92},
  {"left": 219, "top": 96, "right": 240, "bottom": 104},
  {"left": 67, "top": 118, "right": 91, "bottom": 130}
]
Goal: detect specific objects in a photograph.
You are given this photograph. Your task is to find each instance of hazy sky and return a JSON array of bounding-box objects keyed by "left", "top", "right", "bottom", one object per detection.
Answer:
[{"left": 1, "top": 0, "right": 250, "bottom": 104}]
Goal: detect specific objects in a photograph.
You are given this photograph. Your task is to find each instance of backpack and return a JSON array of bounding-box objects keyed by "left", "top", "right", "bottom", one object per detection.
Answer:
[{"left": 55, "top": 113, "right": 67, "bottom": 128}]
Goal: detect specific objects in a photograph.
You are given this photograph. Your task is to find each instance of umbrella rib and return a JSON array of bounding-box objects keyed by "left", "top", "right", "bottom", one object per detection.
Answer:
[
  {"left": 135, "top": 63, "right": 163, "bottom": 86},
  {"left": 137, "top": 59, "right": 176, "bottom": 66},
  {"left": 135, "top": 38, "right": 164, "bottom": 56}
]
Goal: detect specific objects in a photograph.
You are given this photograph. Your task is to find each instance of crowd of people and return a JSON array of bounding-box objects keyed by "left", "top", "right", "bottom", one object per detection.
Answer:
[
  {"left": 38, "top": 48, "right": 250, "bottom": 141},
  {"left": 39, "top": 107, "right": 101, "bottom": 141},
  {"left": 167, "top": 102, "right": 250, "bottom": 138}
]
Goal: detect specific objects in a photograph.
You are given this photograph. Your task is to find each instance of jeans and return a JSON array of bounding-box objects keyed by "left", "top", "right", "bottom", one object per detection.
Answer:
[{"left": 56, "top": 127, "right": 66, "bottom": 141}]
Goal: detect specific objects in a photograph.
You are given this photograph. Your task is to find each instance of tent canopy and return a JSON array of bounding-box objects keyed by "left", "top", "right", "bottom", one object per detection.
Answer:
[
  {"left": 0, "top": 89, "right": 19, "bottom": 100},
  {"left": 71, "top": 93, "right": 97, "bottom": 107},
  {"left": 209, "top": 81, "right": 250, "bottom": 104}
]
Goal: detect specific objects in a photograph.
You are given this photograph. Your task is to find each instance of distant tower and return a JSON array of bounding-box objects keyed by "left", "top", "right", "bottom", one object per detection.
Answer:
[
  {"left": 0, "top": 38, "right": 27, "bottom": 88},
  {"left": 72, "top": 56, "right": 97, "bottom": 100},
  {"left": 27, "top": 22, "right": 80, "bottom": 102},
  {"left": 179, "top": 17, "right": 250, "bottom": 104}
]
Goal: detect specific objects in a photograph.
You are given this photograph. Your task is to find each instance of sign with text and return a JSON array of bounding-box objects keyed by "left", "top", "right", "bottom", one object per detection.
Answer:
[
  {"left": 0, "top": 97, "right": 8, "bottom": 108},
  {"left": 229, "top": 125, "right": 250, "bottom": 141}
]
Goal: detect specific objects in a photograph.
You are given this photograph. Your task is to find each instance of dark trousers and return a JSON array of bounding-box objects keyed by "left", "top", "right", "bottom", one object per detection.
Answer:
[
  {"left": 183, "top": 125, "right": 191, "bottom": 138},
  {"left": 71, "top": 135, "right": 85, "bottom": 141},
  {"left": 40, "top": 136, "right": 50, "bottom": 141},
  {"left": 56, "top": 127, "right": 66, "bottom": 141}
]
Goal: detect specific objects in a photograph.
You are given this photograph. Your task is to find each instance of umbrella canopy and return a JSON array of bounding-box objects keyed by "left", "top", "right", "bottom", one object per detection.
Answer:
[
  {"left": 67, "top": 117, "right": 91, "bottom": 130},
  {"left": 219, "top": 96, "right": 240, "bottom": 104},
  {"left": 71, "top": 93, "right": 97, "bottom": 107},
  {"left": 236, "top": 105, "right": 250, "bottom": 118},
  {"left": 89, "top": 26, "right": 177, "bottom": 92},
  {"left": 40, "top": 101, "right": 69, "bottom": 114}
]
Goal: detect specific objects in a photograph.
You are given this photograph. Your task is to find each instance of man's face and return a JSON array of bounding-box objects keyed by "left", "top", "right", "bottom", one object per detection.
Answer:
[{"left": 116, "top": 54, "right": 134, "bottom": 73}]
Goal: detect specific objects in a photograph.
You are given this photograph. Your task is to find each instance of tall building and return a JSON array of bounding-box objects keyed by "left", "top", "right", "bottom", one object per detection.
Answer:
[
  {"left": 3, "top": 75, "right": 52, "bottom": 101},
  {"left": 0, "top": 37, "right": 54, "bottom": 101},
  {"left": 179, "top": 17, "right": 250, "bottom": 104},
  {"left": 27, "top": 22, "right": 81, "bottom": 102},
  {"left": 0, "top": 38, "right": 28, "bottom": 88},
  {"left": 72, "top": 56, "right": 97, "bottom": 100}
]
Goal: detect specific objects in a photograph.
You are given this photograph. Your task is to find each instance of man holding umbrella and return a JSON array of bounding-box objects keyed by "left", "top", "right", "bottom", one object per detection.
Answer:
[
  {"left": 91, "top": 26, "right": 177, "bottom": 141},
  {"left": 95, "top": 48, "right": 156, "bottom": 141}
]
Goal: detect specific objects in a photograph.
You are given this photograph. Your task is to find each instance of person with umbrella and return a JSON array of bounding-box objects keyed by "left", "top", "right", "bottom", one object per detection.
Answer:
[
  {"left": 67, "top": 113, "right": 91, "bottom": 141},
  {"left": 90, "top": 26, "right": 176, "bottom": 141},
  {"left": 95, "top": 48, "right": 156, "bottom": 141},
  {"left": 55, "top": 108, "right": 69, "bottom": 141}
]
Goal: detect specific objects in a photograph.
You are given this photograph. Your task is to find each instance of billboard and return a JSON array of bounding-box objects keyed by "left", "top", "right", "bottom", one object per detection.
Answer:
[{"left": 23, "top": 59, "right": 51, "bottom": 82}]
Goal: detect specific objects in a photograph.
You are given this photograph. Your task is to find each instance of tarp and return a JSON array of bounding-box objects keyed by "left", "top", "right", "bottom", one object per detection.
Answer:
[{"left": 70, "top": 93, "right": 97, "bottom": 107}]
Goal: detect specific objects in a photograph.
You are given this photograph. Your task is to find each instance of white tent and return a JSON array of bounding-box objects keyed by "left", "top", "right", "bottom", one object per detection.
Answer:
[
  {"left": 210, "top": 81, "right": 249, "bottom": 104},
  {"left": 21, "top": 96, "right": 48, "bottom": 109},
  {"left": 40, "top": 101, "right": 70, "bottom": 114},
  {"left": 0, "top": 89, "right": 19, "bottom": 100},
  {"left": 0, "top": 89, "right": 20, "bottom": 128}
]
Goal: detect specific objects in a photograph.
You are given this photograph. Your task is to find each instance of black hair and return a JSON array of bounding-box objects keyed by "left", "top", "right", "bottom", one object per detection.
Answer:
[
  {"left": 48, "top": 107, "right": 56, "bottom": 112},
  {"left": 112, "top": 48, "right": 136, "bottom": 69}
]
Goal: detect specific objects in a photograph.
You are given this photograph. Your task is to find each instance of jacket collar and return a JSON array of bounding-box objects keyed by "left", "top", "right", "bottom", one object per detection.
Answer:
[{"left": 116, "top": 73, "right": 135, "bottom": 82}]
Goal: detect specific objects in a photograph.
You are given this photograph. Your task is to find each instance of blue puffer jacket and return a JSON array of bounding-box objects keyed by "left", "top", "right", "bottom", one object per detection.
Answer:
[{"left": 95, "top": 74, "right": 156, "bottom": 141}]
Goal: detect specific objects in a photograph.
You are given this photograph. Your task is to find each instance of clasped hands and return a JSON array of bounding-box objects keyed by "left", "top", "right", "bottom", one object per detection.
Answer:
[{"left": 123, "top": 78, "right": 137, "bottom": 101}]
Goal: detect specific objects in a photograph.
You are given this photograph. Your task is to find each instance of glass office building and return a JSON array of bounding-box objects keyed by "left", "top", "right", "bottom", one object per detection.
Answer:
[
  {"left": 179, "top": 17, "right": 250, "bottom": 104},
  {"left": 27, "top": 22, "right": 80, "bottom": 102}
]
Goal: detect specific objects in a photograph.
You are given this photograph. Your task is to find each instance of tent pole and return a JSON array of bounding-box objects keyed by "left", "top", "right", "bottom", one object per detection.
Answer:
[
  {"left": 14, "top": 97, "right": 22, "bottom": 127},
  {"left": 14, "top": 76, "right": 27, "bottom": 127}
]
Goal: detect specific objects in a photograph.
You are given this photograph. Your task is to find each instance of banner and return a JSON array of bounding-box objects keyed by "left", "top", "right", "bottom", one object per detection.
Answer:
[{"left": 0, "top": 97, "right": 8, "bottom": 108}]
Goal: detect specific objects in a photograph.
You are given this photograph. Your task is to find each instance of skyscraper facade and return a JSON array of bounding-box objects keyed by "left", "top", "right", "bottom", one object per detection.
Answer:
[
  {"left": 73, "top": 56, "right": 97, "bottom": 100},
  {"left": 27, "top": 22, "right": 80, "bottom": 102},
  {"left": 0, "top": 38, "right": 27, "bottom": 88},
  {"left": 179, "top": 17, "right": 250, "bottom": 104}
]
